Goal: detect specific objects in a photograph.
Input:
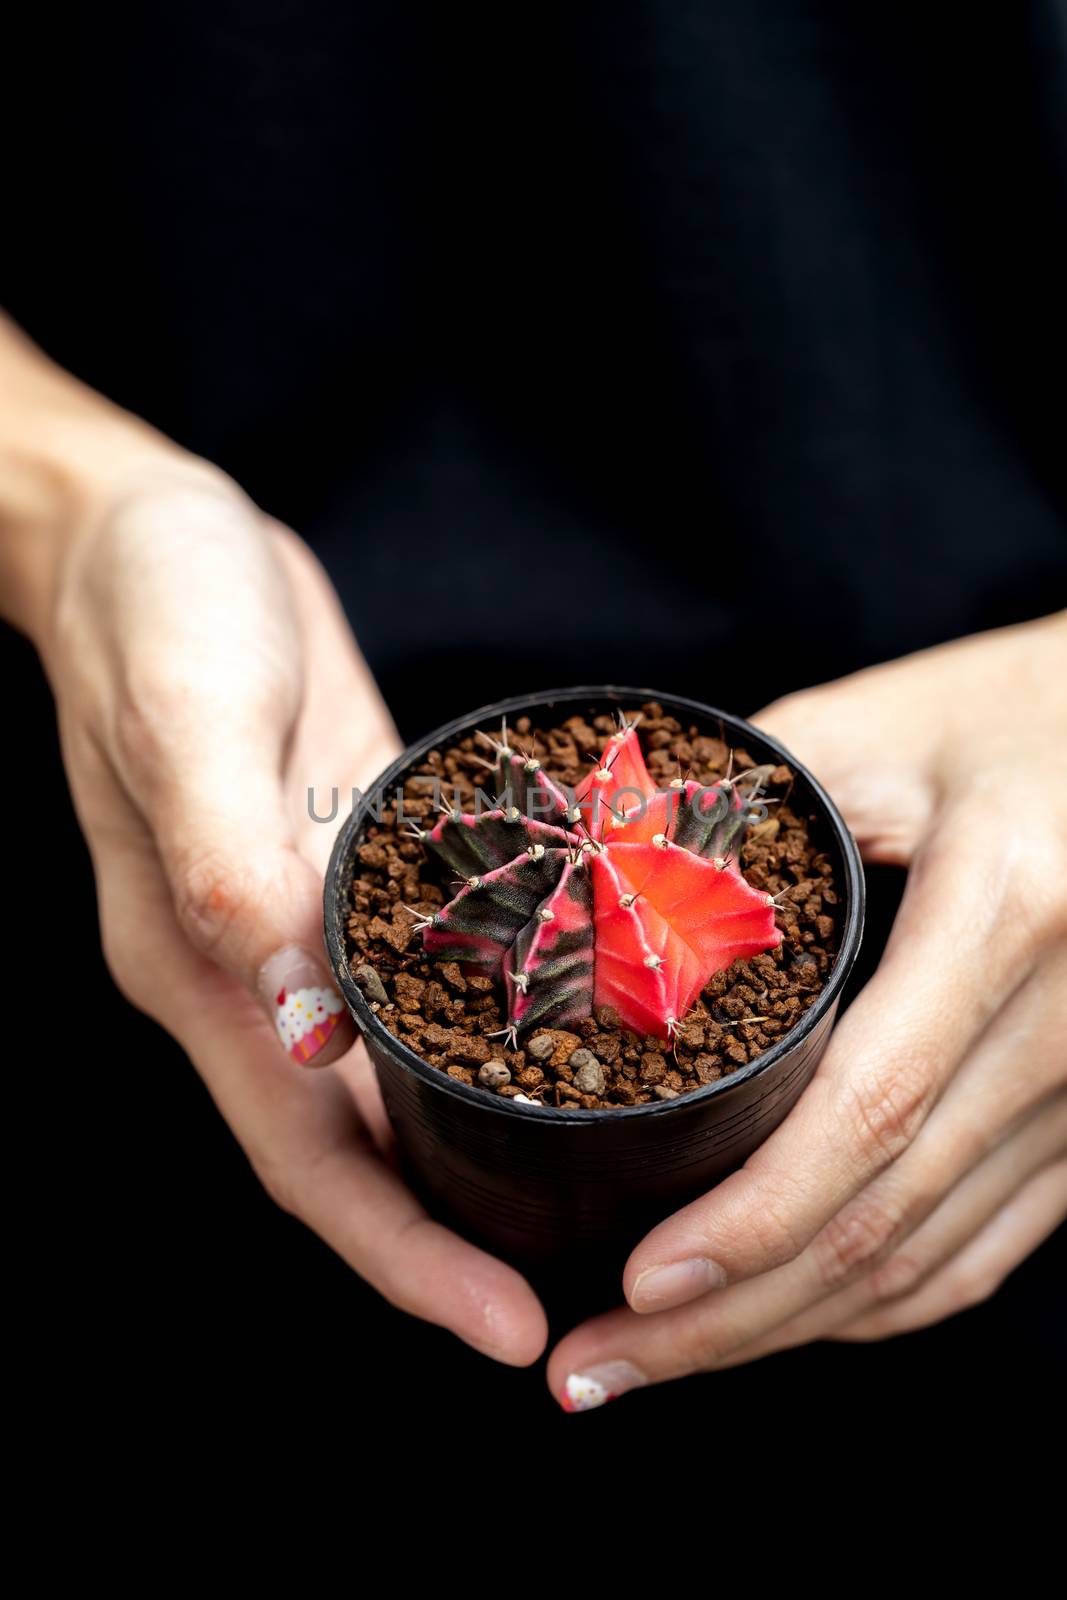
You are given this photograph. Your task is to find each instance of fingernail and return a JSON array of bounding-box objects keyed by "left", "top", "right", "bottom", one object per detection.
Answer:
[
  {"left": 559, "top": 1361, "right": 647, "bottom": 1412},
  {"left": 259, "top": 946, "right": 350, "bottom": 1067},
  {"left": 631, "top": 1256, "right": 727, "bottom": 1312}
]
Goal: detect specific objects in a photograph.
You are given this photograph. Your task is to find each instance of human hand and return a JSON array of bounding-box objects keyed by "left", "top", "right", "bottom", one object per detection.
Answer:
[
  {"left": 38, "top": 467, "right": 547, "bottom": 1364},
  {"left": 550, "top": 614, "right": 1067, "bottom": 1409}
]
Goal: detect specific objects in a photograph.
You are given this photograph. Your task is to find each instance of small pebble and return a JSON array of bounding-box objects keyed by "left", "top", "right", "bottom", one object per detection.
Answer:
[
  {"left": 573, "top": 1057, "right": 606, "bottom": 1095},
  {"left": 353, "top": 964, "right": 388, "bottom": 1005},
  {"left": 639, "top": 1052, "right": 667, "bottom": 1084},
  {"left": 478, "top": 1061, "right": 511, "bottom": 1089},
  {"left": 567, "top": 1047, "right": 597, "bottom": 1071},
  {"left": 527, "top": 1034, "right": 555, "bottom": 1061},
  {"left": 653, "top": 1085, "right": 679, "bottom": 1100}
]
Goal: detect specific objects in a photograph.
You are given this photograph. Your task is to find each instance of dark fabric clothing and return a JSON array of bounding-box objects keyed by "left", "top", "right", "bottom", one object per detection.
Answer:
[{"left": 7, "top": 2, "right": 1066, "bottom": 733}]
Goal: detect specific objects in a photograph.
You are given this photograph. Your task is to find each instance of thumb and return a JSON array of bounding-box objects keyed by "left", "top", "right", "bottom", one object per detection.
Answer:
[{"left": 141, "top": 739, "right": 354, "bottom": 1069}]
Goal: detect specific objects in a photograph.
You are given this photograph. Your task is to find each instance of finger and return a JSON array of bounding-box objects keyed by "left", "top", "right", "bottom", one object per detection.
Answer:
[
  {"left": 93, "top": 807, "right": 547, "bottom": 1364},
  {"left": 832, "top": 1160, "right": 1067, "bottom": 1342},
  {"left": 741, "top": 956, "right": 1067, "bottom": 1318},
  {"left": 700, "top": 1090, "right": 1067, "bottom": 1369},
  {"left": 622, "top": 795, "right": 1042, "bottom": 1307},
  {"left": 547, "top": 1092, "right": 1066, "bottom": 1406},
  {"left": 276, "top": 1087, "right": 549, "bottom": 1364},
  {"left": 203, "top": 1012, "right": 547, "bottom": 1364},
  {"left": 180, "top": 962, "right": 548, "bottom": 1365}
]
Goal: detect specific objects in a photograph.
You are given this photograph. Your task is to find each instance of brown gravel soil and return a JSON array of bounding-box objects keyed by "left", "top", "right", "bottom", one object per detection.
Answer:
[{"left": 344, "top": 702, "right": 841, "bottom": 1110}]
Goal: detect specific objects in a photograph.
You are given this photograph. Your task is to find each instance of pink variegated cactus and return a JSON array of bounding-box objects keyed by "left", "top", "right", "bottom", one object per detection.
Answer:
[{"left": 405, "top": 716, "right": 780, "bottom": 1044}]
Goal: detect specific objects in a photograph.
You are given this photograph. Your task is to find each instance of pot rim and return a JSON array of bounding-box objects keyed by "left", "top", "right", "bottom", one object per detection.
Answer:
[{"left": 324, "top": 684, "right": 865, "bottom": 1124}]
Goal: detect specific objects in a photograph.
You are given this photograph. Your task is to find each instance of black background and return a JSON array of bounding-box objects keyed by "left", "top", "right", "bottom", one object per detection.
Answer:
[{"left": 5, "top": 1, "right": 1065, "bottom": 1462}]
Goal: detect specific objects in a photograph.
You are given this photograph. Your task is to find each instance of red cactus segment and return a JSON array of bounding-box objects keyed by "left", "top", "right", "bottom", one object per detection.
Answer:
[
  {"left": 575, "top": 724, "right": 655, "bottom": 839},
  {"left": 624, "top": 838, "right": 779, "bottom": 954},
  {"left": 602, "top": 786, "right": 679, "bottom": 847},
  {"left": 504, "top": 859, "right": 594, "bottom": 1033},
  {"left": 425, "top": 809, "right": 575, "bottom": 879},
  {"left": 422, "top": 848, "right": 569, "bottom": 970},
  {"left": 591, "top": 841, "right": 781, "bottom": 1037},
  {"left": 589, "top": 848, "right": 674, "bottom": 1037}
]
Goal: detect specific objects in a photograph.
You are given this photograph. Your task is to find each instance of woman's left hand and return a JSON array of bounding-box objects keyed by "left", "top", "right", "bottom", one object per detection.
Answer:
[{"left": 549, "top": 612, "right": 1067, "bottom": 1410}]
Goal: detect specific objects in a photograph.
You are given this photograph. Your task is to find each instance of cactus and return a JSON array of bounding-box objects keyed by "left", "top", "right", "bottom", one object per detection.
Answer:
[{"left": 411, "top": 715, "right": 780, "bottom": 1042}]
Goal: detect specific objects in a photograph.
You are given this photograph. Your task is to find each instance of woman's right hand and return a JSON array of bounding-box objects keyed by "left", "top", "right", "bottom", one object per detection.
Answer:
[{"left": 1, "top": 316, "right": 546, "bottom": 1363}]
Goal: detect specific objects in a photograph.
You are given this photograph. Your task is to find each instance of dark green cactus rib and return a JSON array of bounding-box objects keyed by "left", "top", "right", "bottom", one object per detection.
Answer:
[
  {"left": 495, "top": 749, "right": 580, "bottom": 826},
  {"left": 504, "top": 859, "right": 595, "bottom": 1033},
  {"left": 422, "top": 848, "right": 570, "bottom": 967},
  {"left": 670, "top": 773, "right": 772, "bottom": 862},
  {"left": 426, "top": 809, "right": 574, "bottom": 879}
]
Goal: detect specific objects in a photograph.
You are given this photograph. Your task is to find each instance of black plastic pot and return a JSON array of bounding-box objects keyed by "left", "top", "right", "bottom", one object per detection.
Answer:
[{"left": 324, "top": 687, "right": 864, "bottom": 1278}]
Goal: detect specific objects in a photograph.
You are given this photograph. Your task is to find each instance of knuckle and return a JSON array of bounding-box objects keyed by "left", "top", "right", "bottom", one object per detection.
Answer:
[
  {"left": 744, "top": 1178, "right": 812, "bottom": 1270},
  {"left": 836, "top": 1062, "right": 933, "bottom": 1174},
  {"left": 171, "top": 850, "right": 250, "bottom": 957},
  {"left": 864, "top": 1248, "right": 928, "bottom": 1303},
  {"left": 675, "top": 1316, "right": 729, "bottom": 1373},
  {"left": 377, "top": 1216, "right": 430, "bottom": 1314},
  {"left": 813, "top": 1191, "right": 906, "bottom": 1290}
]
